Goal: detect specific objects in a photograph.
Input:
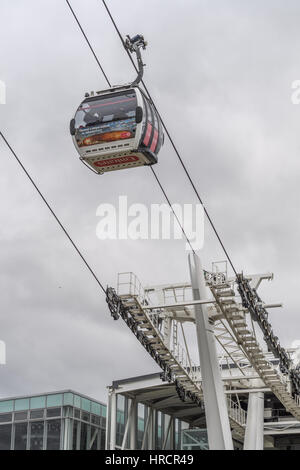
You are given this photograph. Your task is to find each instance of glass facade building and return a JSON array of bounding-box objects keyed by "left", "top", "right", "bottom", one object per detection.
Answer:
[
  {"left": 2, "top": 376, "right": 300, "bottom": 450},
  {"left": 181, "top": 429, "right": 209, "bottom": 450},
  {"left": 0, "top": 390, "right": 106, "bottom": 450}
]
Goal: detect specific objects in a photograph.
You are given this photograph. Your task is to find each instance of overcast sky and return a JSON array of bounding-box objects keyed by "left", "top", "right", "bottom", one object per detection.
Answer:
[{"left": 0, "top": 0, "right": 300, "bottom": 403}]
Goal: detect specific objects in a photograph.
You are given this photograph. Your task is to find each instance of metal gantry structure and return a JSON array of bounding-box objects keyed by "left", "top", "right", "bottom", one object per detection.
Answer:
[{"left": 106, "top": 252, "right": 300, "bottom": 449}]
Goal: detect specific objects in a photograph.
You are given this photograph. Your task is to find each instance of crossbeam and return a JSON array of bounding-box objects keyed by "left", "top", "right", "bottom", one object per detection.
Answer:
[
  {"left": 262, "top": 303, "right": 283, "bottom": 309},
  {"left": 142, "top": 299, "right": 216, "bottom": 310}
]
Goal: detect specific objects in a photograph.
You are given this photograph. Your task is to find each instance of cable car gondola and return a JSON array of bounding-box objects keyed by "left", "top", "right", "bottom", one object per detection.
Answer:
[{"left": 70, "top": 35, "right": 164, "bottom": 175}]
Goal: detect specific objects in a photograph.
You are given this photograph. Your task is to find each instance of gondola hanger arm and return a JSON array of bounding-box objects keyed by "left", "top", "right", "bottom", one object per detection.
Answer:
[{"left": 124, "top": 34, "right": 147, "bottom": 86}]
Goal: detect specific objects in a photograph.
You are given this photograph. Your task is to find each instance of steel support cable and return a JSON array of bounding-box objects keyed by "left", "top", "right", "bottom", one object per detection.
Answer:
[
  {"left": 66, "top": 0, "right": 111, "bottom": 87},
  {"left": 101, "top": 0, "right": 237, "bottom": 276},
  {"left": 0, "top": 131, "right": 106, "bottom": 295},
  {"left": 66, "top": 0, "right": 196, "bottom": 254},
  {"left": 150, "top": 167, "right": 195, "bottom": 254}
]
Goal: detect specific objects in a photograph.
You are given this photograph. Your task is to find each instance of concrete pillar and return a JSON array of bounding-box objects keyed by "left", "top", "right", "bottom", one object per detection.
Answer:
[
  {"left": 141, "top": 407, "right": 152, "bottom": 450},
  {"left": 129, "top": 399, "right": 137, "bottom": 450},
  {"left": 121, "top": 399, "right": 134, "bottom": 450},
  {"left": 169, "top": 418, "right": 175, "bottom": 450},
  {"left": 148, "top": 409, "right": 155, "bottom": 450},
  {"left": 188, "top": 252, "right": 233, "bottom": 450},
  {"left": 63, "top": 417, "right": 71, "bottom": 450},
  {"left": 244, "top": 392, "right": 264, "bottom": 450},
  {"left": 108, "top": 390, "right": 117, "bottom": 450},
  {"left": 162, "top": 415, "right": 172, "bottom": 449}
]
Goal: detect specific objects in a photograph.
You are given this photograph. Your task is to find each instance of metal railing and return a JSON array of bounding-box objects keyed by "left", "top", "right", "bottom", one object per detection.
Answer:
[
  {"left": 172, "top": 342, "right": 199, "bottom": 381},
  {"left": 117, "top": 272, "right": 150, "bottom": 305},
  {"left": 227, "top": 398, "right": 247, "bottom": 426},
  {"left": 294, "top": 394, "right": 300, "bottom": 407},
  {"left": 146, "top": 311, "right": 165, "bottom": 341}
]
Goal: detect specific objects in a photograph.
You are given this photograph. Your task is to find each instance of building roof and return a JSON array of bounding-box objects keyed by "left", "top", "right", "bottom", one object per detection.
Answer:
[{"left": 0, "top": 389, "right": 106, "bottom": 416}]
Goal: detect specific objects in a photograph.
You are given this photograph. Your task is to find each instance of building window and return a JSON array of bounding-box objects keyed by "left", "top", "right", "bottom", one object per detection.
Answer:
[
  {"left": 91, "top": 402, "right": 101, "bottom": 415},
  {"left": 14, "top": 411, "right": 28, "bottom": 421},
  {"left": 100, "top": 405, "right": 106, "bottom": 418},
  {"left": 30, "top": 396, "right": 46, "bottom": 410},
  {"left": 30, "top": 410, "right": 44, "bottom": 419},
  {"left": 91, "top": 415, "right": 100, "bottom": 425},
  {"left": 181, "top": 428, "right": 208, "bottom": 450},
  {"left": 0, "top": 413, "right": 12, "bottom": 423},
  {"left": 90, "top": 426, "right": 99, "bottom": 450},
  {"left": 0, "top": 401, "right": 13, "bottom": 413},
  {"left": 0, "top": 424, "right": 12, "bottom": 450},
  {"left": 80, "top": 422, "right": 88, "bottom": 450},
  {"left": 46, "top": 408, "right": 61, "bottom": 418},
  {"left": 30, "top": 421, "right": 44, "bottom": 450},
  {"left": 81, "top": 398, "right": 91, "bottom": 413},
  {"left": 15, "top": 398, "right": 29, "bottom": 412},
  {"left": 74, "top": 395, "right": 81, "bottom": 409},
  {"left": 82, "top": 411, "right": 90, "bottom": 422},
  {"left": 156, "top": 412, "right": 163, "bottom": 449},
  {"left": 100, "top": 429, "right": 106, "bottom": 449},
  {"left": 63, "top": 393, "right": 73, "bottom": 407},
  {"left": 14, "top": 422, "right": 28, "bottom": 450},
  {"left": 72, "top": 420, "right": 79, "bottom": 450},
  {"left": 46, "top": 419, "right": 61, "bottom": 450},
  {"left": 47, "top": 394, "right": 63, "bottom": 408}
]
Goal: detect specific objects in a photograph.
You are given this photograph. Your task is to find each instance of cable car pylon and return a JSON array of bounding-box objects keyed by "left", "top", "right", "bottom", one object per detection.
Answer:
[{"left": 188, "top": 252, "right": 233, "bottom": 450}]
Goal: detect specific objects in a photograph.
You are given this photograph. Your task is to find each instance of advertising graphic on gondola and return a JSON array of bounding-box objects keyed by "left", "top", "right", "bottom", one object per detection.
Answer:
[{"left": 75, "top": 117, "right": 137, "bottom": 147}]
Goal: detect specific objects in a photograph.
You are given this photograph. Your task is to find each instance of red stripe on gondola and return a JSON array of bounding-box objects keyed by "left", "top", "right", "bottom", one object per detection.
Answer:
[
  {"left": 150, "top": 129, "right": 158, "bottom": 153},
  {"left": 94, "top": 155, "right": 140, "bottom": 167},
  {"left": 143, "top": 123, "right": 152, "bottom": 146}
]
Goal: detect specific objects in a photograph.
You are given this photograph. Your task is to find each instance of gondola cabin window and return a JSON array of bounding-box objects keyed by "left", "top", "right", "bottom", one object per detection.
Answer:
[{"left": 74, "top": 91, "right": 137, "bottom": 148}]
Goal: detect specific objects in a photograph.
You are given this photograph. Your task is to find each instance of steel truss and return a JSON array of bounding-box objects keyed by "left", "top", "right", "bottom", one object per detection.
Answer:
[{"left": 106, "top": 262, "right": 300, "bottom": 441}]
